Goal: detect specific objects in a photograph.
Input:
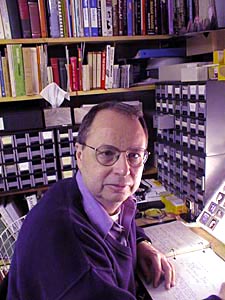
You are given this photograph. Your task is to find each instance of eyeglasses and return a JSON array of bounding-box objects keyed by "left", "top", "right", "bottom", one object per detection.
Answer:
[{"left": 81, "top": 143, "right": 149, "bottom": 167}]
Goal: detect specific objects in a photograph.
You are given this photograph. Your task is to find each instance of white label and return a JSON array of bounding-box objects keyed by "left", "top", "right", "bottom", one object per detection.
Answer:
[
  {"left": 0, "top": 117, "right": 4, "bottom": 130},
  {"left": 2, "top": 136, "right": 13, "bottom": 145},
  {"left": 198, "top": 85, "right": 206, "bottom": 95},
  {"left": 43, "top": 131, "right": 53, "bottom": 140},
  {"left": 189, "top": 102, "right": 196, "bottom": 111},
  {"left": 19, "top": 162, "right": 29, "bottom": 171},
  {"left": 190, "top": 85, "right": 197, "bottom": 94}
]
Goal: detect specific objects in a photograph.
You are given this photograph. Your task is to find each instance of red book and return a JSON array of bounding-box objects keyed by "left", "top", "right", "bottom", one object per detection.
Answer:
[
  {"left": 17, "top": 0, "right": 32, "bottom": 38},
  {"left": 70, "top": 57, "right": 78, "bottom": 91},
  {"left": 101, "top": 50, "right": 106, "bottom": 89},
  {"left": 50, "top": 57, "right": 60, "bottom": 86},
  {"left": 28, "top": 1, "right": 41, "bottom": 38}
]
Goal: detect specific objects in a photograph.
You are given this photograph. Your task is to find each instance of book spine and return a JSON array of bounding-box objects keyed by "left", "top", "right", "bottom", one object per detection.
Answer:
[
  {"left": 96, "top": 51, "right": 101, "bottom": 88},
  {"left": 6, "top": 1, "right": 22, "bottom": 38},
  {"left": 12, "top": 45, "right": 26, "bottom": 97},
  {"left": 50, "top": 57, "right": 60, "bottom": 85},
  {"left": 101, "top": 50, "right": 106, "bottom": 89},
  {"left": 58, "top": 58, "right": 67, "bottom": 90},
  {"left": 70, "top": 56, "right": 78, "bottom": 91},
  {"left": 140, "top": 0, "right": 146, "bottom": 35},
  {"left": 92, "top": 51, "right": 97, "bottom": 89},
  {"left": 82, "top": 64, "right": 90, "bottom": 91},
  {"left": 38, "top": 0, "right": 48, "bottom": 37},
  {"left": 61, "top": 0, "right": 69, "bottom": 37},
  {"left": 6, "top": 45, "right": 16, "bottom": 97},
  {"left": 134, "top": 0, "right": 141, "bottom": 35},
  {"left": 0, "top": 10, "right": 5, "bottom": 39},
  {"left": 105, "top": 44, "right": 111, "bottom": 88},
  {"left": 0, "top": 0, "right": 12, "bottom": 39},
  {"left": 153, "top": 0, "right": 159, "bottom": 34},
  {"left": 77, "top": 0, "right": 84, "bottom": 37},
  {"left": 17, "top": 0, "right": 32, "bottom": 38},
  {"left": 106, "top": 0, "right": 113, "bottom": 36},
  {"left": 2, "top": 56, "right": 12, "bottom": 97},
  {"left": 46, "top": 0, "right": 60, "bottom": 37},
  {"left": 82, "top": 0, "right": 90, "bottom": 36},
  {"left": 57, "top": 0, "right": 65, "bottom": 37},
  {"left": 118, "top": 0, "right": 124, "bottom": 35},
  {"left": 146, "top": 0, "right": 155, "bottom": 35},
  {"left": 101, "top": 0, "right": 108, "bottom": 36},
  {"left": 122, "top": 0, "right": 127, "bottom": 35},
  {"left": 70, "top": 0, "right": 77, "bottom": 36},
  {"left": 65, "top": 0, "right": 73, "bottom": 37},
  {"left": 22, "top": 47, "right": 34, "bottom": 95},
  {"left": 77, "top": 47, "right": 83, "bottom": 90},
  {"left": 28, "top": 1, "right": 41, "bottom": 38},
  {"left": 97, "top": 0, "right": 102, "bottom": 36},
  {"left": 90, "top": 0, "right": 98, "bottom": 36},
  {"left": 0, "top": 53, "right": 6, "bottom": 97},
  {"left": 127, "top": 0, "right": 133, "bottom": 36},
  {"left": 87, "top": 51, "right": 93, "bottom": 89},
  {"left": 112, "top": 0, "right": 118, "bottom": 36}
]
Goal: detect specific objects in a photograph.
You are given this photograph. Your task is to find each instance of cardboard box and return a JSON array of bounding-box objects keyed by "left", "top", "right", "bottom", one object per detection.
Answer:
[{"left": 186, "top": 30, "right": 225, "bottom": 56}]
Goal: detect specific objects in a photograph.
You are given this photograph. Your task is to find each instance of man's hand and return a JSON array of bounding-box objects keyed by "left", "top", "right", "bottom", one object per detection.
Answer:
[{"left": 137, "top": 241, "right": 175, "bottom": 290}]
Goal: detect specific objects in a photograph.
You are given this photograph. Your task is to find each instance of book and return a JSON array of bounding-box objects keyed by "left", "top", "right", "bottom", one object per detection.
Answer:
[
  {"left": 100, "top": 0, "right": 108, "bottom": 36},
  {"left": 58, "top": 57, "right": 67, "bottom": 91},
  {"left": 38, "top": 0, "right": 48, "bottom": 37},
  {"left": 17, "top": 0, "right": 32, "bottom": 38},
  {"left": 141, "top": 220, "right": 225, "bottom": 300},
  {"left": 0, "top": 0, "right": 12, "bottom": 39},
  {"left": 96, "top": 0, "right": 102, "bottom": 35},
  {"left": 127, "top": 0, "right": 133, "bottom": 36},
  {"left": 0, "top": 11, "right": 5, "bottom": 39},
  {"left": 28, "top": 0, "right": 41, "bottom": 38},
  {"left": 87, "top": 51, "right": 93, "bottom": 89},
  {"left": 70, "top": 56, "right": 79, "bottom": 91},
  {"left": 90, "top": 0, "right": 98, "bottom": 36},
  {"left": 46, "top": 0, "right": 60, "bottom": 37},
  {"left": 6, "top": 45, "right": 16, "bottom": 97},
  {"left": 57, "top": 0, "right": 64, "bottom": 37},
  {"left": 50, "top": 57, "right": 60, "bottom": 86},
  {"left": 0, "top": 53, "right": 6, "bottom": 97},
  {"left": 82, "top": 0, "right": 90, "bottom": 36},
  {"left": 82, "top": 64, "right": 90, "bottom": 91},
  {"left": 106, "top": 0, "right": 113, "bottom": 36},
  {"left": 6, "top": 1, "right": 22, "bottom": 38},
  {"left": 1, "top": 56, "right": 12, "bottom": 97},
  {"left": 112, "top": 0, "right": 118, "bottom": 35},
  {"left": 12, "top": 45, "right": 26, "bottom": 97},
  {"left": 22, "top": 47, "right": 38, "bottom": 95}
]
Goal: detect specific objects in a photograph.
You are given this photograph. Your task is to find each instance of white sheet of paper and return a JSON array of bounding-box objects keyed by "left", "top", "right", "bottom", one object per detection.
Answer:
[{"left": 142, "top": 248, "right": 225, "bottom": 300}]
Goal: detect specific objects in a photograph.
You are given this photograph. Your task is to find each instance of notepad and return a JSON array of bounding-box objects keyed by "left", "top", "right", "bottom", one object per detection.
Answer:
[{"left": 141, "top": 221, "right": 225, "bottom": 300}]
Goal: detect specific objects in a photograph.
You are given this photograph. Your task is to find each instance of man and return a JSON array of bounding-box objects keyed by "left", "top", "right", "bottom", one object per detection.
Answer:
[{"left": 7, "top": 101, "right": 175, "bottom": 299}]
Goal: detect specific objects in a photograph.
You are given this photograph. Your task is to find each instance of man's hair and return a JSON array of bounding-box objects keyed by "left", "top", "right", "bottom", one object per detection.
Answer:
[{"left": 77, "top": 101, "right": 148, "bottom": 145}]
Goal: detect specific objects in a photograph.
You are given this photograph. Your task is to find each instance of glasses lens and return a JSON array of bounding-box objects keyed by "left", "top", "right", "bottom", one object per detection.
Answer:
[
  {"left": 96, "top": 145, "right": 119, "bottom": 166},
  {"left": 127, "top": 150, "right": 149, "bottom": 167}
]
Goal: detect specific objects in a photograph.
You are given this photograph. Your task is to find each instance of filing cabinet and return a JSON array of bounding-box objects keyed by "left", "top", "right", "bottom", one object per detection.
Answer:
[{"left": 154, "top": 81, "right": 225, "bottom": 217}]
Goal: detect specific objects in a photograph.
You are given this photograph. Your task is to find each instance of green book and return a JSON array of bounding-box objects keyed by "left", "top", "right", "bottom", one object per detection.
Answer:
[{"left": 12, "top": 44, "right": 25, "bottom": 97}]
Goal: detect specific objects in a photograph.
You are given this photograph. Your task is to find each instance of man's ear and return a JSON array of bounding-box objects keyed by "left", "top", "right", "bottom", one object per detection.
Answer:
[{"left": 75, "top": 143, "right": 83, "bottom": 165}]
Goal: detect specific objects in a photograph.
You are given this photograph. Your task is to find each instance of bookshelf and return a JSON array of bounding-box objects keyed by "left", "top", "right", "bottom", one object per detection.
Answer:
[{"left": 0, "top": 0, "right": 224, "bottom": 215}]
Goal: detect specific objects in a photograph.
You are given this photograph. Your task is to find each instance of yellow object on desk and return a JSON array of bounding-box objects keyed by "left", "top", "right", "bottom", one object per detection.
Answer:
[{"left": 160, "top": 194, "right": 187, "bottom": 215}]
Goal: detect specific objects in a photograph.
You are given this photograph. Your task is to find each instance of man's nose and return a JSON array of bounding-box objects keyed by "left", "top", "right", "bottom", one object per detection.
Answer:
[{"left": 113, "top": 152, "right": 130, "bottom": 176}]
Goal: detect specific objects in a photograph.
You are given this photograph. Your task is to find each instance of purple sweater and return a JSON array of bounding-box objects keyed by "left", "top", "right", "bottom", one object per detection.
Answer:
[{"left": 7, "top": 176, "right": 149, "bottom": 300}]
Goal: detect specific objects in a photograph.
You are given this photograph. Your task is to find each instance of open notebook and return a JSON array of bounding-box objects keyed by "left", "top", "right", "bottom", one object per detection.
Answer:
[{"left": 141, "top": 220, "right": 225, "bottom": 300}]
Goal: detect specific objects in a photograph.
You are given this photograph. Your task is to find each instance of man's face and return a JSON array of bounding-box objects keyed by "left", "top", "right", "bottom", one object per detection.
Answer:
[{"left": 76, "top": 109, "right": 148, "bottom": 215}]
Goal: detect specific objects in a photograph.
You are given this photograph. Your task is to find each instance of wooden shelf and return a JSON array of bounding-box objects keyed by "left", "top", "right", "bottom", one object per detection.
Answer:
[
  {"left": 0, "top": 35, "right": 172, "bottom": 45},
  {"left": 0, "top": 85, "right": 155, "bottom": 103}
]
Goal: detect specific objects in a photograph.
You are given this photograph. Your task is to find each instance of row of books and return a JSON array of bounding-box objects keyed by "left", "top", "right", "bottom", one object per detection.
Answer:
[
  {"left": 1, "top": 1, "right": 224, "bottom": 40},
  {"left": 0, "top": 0, "right": 160, "bottom": 39},
  {"left": 0, "top": 44, "right": 48, "bottom": 98},
  {"left": 0, "top": 43, "right": 136, "bottom": 98}
]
